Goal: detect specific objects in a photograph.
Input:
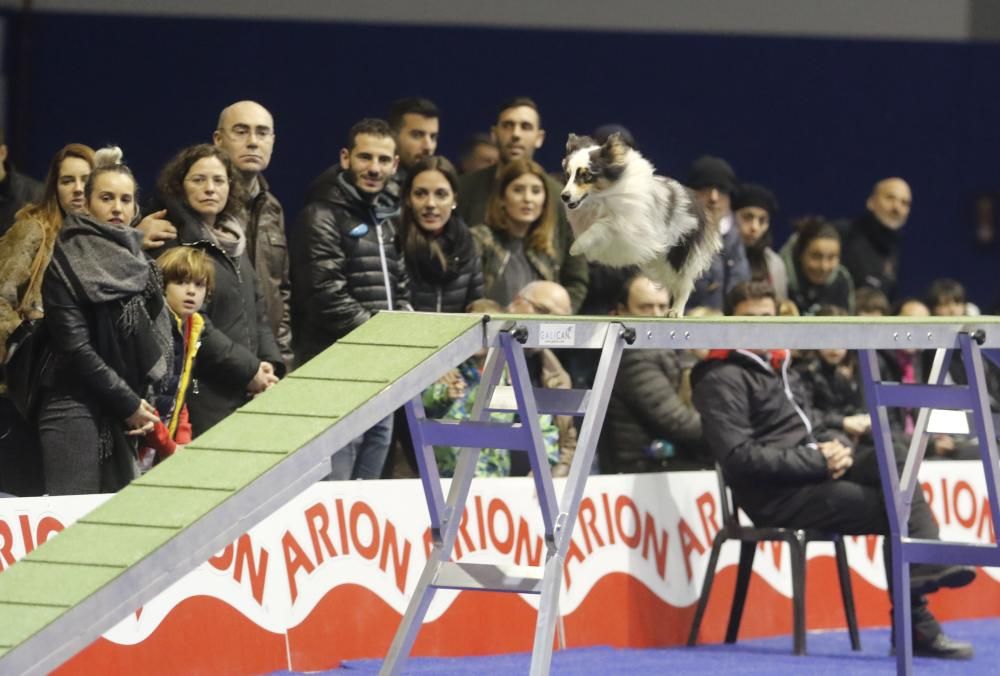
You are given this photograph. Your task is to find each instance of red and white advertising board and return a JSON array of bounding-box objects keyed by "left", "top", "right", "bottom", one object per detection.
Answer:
[{"left": 0, "top": 463, "right": 996, "bottom": 674}]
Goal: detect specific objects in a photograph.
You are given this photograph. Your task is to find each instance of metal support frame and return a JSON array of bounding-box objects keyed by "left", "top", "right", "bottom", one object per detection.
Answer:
[
  {"left": 381, "top": 323, "right": 629, "bottom": 676},
  {"left": 860, "top": 333, "right": 1000, "bottom": 675}
]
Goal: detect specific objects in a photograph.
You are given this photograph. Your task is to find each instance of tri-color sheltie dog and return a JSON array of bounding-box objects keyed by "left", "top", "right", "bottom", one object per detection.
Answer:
[{"left": 560, "top": 132, "right": 721, "bottom": 317}]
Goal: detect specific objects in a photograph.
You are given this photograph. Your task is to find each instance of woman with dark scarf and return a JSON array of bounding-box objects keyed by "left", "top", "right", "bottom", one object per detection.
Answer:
[
  {"left": 39, "top": 147, "right": 170, "bottom": 494},
  {"left": 399, "top": 156, "right": 483, "bottom": 312},
  {"left": 154, "top": 144, "right": 282, "bottom": 436},
  {"left": 385, "top": 156, "right": 484, "bottom": 479}
]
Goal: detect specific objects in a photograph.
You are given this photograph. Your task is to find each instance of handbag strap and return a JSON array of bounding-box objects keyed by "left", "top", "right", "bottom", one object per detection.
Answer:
[{"left": 16, "top": 223, "right": 53, "bottom": 317}]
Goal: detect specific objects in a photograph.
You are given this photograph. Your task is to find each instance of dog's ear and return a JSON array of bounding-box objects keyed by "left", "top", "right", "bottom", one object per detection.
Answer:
[
  {"left": 566, "top": 133, "right": 590, "bottom": 155},
  {"left": 600, "top": 132, "right": 628, "bottom": 165}
]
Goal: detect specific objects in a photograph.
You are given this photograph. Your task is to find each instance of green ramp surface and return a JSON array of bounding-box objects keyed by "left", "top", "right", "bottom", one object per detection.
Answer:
[{"left": 0, "top": 311, "right": 483, "bottom": 675}]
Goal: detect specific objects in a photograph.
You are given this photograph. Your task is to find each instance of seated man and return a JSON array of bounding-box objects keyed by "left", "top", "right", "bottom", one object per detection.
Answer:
[
  {"left": 691, "top": 280, "right": 974, "bottom": 659},
  {"left": 598, "top": 274, "right": 708, "bottom": 472}
]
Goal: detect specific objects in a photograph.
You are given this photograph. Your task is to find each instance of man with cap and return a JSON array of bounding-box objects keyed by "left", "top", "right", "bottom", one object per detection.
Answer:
[
  {"left": 685, "top": 155, "right": 751, "bottom": 310},
  {"left": 732, "top": 182, "right": 787, "bottom": 301}
]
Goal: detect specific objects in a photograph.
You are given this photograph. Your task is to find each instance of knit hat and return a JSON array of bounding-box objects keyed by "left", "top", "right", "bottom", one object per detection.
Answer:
[
  {"left": 686, "top": 155, "right": 738, "bottom": 193},
  {"left": 732, "top": 183, "right": 778, "bottom": 216}
]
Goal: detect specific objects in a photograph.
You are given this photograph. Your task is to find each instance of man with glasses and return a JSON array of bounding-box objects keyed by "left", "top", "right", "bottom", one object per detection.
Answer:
[{"left": 213, "top": 100, "right": 294, "bottom": 369}]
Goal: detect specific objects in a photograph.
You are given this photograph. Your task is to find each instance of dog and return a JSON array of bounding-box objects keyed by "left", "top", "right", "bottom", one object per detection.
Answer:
[{"left": 560, "top": 132, "right": 721, "bottom": 316}]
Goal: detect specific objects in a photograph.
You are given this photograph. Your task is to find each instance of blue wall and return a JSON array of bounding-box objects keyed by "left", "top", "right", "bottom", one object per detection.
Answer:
[{"left": 6, "top": 11, "right": 999, "bottom": 305}]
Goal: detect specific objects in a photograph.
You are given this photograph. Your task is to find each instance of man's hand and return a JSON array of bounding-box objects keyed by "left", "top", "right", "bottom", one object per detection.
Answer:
[
  {"left": 842, "top": 413, "right": 871, "bottom": 437},
  {"left": 819, "top": 439, "right": 853, "bottom": 480},
  {"left": 439, "top": 369, "right": 466, "bottom": 400},
  {"left": 136, "top": 209, "right": 177, "bottom": 250},
  {"left": 247, "top": 361, "right": 280, "bottom": 394}
]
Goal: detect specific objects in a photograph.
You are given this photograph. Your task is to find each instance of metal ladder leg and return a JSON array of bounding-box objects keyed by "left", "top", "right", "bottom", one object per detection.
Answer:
[
  {"left": 527, "top": 325, "right": 629, "bottom": 675},
  {"left": 380, "top": 346, "right": 508, "bottom": 675}
]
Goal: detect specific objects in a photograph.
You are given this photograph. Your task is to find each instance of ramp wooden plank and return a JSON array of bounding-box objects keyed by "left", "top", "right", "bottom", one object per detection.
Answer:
[
  {"left": 0, "top": 603, "right": 67, "bottom": 647},
  {"left": 338, "top": 312, "right": 483, "bottom": 348},
  {"left": 188, "top": 412, "right": 337, "bottom": 453},
  {"left": 290, "top": 343, "right": 435, "bottom": 381},
  {"left": 241, "top": 378, "right": 385, "bottom": 418},
  {"left": 0, "top": 562, "right": 121, "bottom": 607},
  {"left": 26, "top": 524, "right": 177, "bottom": 568},
  {"left": 135, "top": 449, "right": 284, "bottom": 491},
  {"left": 80, "top": 485, "right": 231, "bottom": 529}
]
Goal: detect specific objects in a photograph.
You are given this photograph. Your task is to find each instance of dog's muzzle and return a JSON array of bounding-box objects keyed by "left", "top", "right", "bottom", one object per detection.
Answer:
[{"left": 561, "top": 191, "right": 585, "bottom": 209}]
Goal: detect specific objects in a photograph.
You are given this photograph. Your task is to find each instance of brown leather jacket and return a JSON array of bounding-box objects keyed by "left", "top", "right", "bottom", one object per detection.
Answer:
[{"left": 246, "top": 175, "right": 294, "bottom": 369}]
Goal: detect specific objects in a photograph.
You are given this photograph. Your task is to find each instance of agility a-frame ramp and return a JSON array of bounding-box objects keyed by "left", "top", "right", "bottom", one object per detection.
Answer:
[{"left": 1, "top": 313, "right": 1000, "bottom": 676}]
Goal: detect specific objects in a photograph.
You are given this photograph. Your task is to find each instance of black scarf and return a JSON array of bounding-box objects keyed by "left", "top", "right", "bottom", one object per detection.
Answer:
[
  {"left": 409, "top": 215, "right": 477, "bottom": 285},
  {"left": 857, "top": 209, "right": 900, "bottom": 255}
]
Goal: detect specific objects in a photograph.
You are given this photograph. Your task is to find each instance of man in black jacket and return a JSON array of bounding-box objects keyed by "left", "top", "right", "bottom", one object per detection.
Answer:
[
  {"left": 0, "top": 130, "right": 42, "bottom": 237},
  {"left": 691, "top": 281, "right": 974, "bottom": 659},
  {"left": 842, "top": 177, "right": 912, "bottom": 301},
  {"left": 598, "top": 274, "right": 707, "bottom": 473},
  {"left": 293, "top": 118, "right": 413, "bottom": 480}
]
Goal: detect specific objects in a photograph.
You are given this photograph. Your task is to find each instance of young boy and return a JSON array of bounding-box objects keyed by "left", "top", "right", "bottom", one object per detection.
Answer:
[{"left": 141, "top": 246, "right": 214, "bottom": 469}]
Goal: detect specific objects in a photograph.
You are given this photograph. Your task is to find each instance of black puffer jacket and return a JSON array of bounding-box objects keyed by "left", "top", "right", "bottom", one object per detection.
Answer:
[
  {"left": 691, "top": 350, "right": 837, "bottom": 523},
  {"left": 292, "top": 166, "right": 412, "bottom": 362},
  {"left": 598, "top": 349, "right": 707, "bottom": 473},
  {"left": 402, "top": 215, "right": 483, "bottom": 313},
  {"left": 156, "top": 200, "right": 282, "bottom": 436}
]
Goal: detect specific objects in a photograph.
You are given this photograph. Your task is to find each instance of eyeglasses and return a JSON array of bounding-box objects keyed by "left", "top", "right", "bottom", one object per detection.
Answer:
[{"left": 220, "top": 125, "right": 274, "bottom": 141}]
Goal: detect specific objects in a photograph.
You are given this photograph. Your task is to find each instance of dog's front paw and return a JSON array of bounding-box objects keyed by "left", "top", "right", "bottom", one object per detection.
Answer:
[{"left": 570, "top": 240, "right": 585, "bottom": 257}]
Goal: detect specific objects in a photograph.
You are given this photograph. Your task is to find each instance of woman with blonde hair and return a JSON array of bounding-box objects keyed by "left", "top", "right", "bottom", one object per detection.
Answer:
[
  {"left": 38, "top": 147, "right": 169, "bottom": 494},
  {"left": 470, "top": 158, "right": 561, "bottom": 307}
]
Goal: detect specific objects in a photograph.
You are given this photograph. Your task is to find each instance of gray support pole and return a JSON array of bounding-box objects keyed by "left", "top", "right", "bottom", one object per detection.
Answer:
[
  {"left": 380, "top": 346, "right": 508, "bottom": 676},
  {"left": 528, "top": 324, "right": 627, "bottom": 676},
  {"left": 858, "top": 349, "right": 912, "bottom": 676},
  {"left": 958, "top": 333, "right": 1000, "bottom": 530}
]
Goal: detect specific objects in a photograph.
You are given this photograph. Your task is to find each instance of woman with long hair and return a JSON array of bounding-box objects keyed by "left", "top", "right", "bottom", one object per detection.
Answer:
[
  {"left": 38, "top": 147, "right": 169, "bottom": 494},
  {"left": 399, "top": 156, "right": 483, "bottom": 312},
  {"left": 387, "top": 157, "right": 484, "bottom": 478},
  {"left": 0, "top": 143, "right": 95, "bottom": 495},
  {"left": 154, "top": 144, "right": 281, "bottom": 435},
  {"left": 470, "top": 158, "right": 560, "bottom": 307},
  {"left": 0, "top": 144, "right": 95, "bottom": 352}
]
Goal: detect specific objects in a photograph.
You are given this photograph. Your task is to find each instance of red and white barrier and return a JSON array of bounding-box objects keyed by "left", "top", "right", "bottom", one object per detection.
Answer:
[{"left": 0, "top": 463, "right": 996, "bottom": 674}]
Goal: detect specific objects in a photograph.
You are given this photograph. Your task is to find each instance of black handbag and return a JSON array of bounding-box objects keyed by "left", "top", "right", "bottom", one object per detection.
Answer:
[{"left": 3, "top": 317, "right": 53, "bottom": 421}]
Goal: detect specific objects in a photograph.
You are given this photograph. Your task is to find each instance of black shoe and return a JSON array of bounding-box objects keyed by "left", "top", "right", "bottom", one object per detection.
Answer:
[
  {"left": 912, "top": 633, "right": 974, "bottom": 660},
  {"left": 910, "top": 565, "right": 976, "bottom": 595}
]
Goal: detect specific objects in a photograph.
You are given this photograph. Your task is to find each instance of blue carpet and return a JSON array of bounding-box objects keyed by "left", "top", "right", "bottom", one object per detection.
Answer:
[{"left": 269, "top": 618, "right": 1000, "bottom": 674}]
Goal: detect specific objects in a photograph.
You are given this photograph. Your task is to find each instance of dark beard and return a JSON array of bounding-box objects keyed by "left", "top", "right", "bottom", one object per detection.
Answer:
[{"left": 345, "top": 169, "right": 380, "bottom": 202}]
